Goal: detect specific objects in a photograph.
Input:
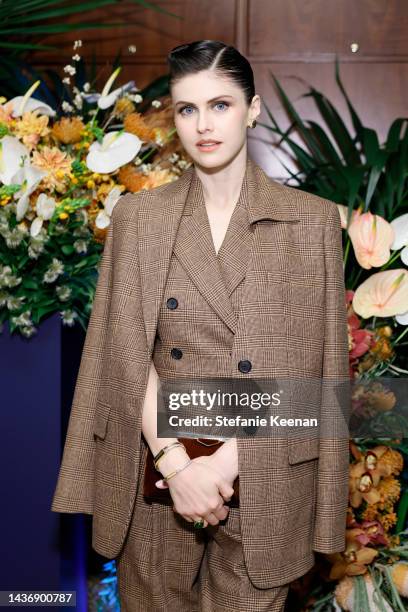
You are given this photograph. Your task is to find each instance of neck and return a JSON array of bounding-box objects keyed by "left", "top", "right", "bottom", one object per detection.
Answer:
[{"left": 194, "top": 148, "right": 248, "bottom": 209}]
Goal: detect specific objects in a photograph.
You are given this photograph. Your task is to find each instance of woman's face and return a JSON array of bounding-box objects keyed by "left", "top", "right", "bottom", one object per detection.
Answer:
[{"left": 171, "top": 69, "right": 260, "bottom": 169}]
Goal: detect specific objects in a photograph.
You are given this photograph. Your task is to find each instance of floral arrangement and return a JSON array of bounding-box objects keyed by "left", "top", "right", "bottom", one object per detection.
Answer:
[
  {"left": 262, "top": 65, "right": 408, "bottom": 610},
  {"left": 0, "top": 40, "right": 192, "bottom": 337}
]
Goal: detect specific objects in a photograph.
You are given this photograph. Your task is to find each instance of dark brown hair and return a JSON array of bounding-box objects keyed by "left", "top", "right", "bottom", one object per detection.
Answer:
[{"left": 166, "top": 40, "right": 255, "bottom": 107}]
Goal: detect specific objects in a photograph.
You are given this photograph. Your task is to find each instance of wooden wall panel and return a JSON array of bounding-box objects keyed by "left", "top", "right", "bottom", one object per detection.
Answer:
[
  {"left": 248, "top": 0, "right": 408, "bottom": 60},
  {"left": 29, "top": 0, "right": 408, "bottom": 180},
  {"left": 30, "top": 1, "right": 238, "bottom": 70}
]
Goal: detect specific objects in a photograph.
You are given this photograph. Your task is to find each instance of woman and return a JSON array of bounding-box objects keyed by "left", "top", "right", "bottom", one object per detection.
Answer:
[{"left": 52, "top": 40, "right": 350, "bottom": 611}]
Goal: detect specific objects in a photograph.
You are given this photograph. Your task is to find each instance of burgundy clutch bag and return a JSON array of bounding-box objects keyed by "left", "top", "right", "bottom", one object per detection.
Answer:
[{"left": 143, "top": 437, "right": 239, "bottom": 507}]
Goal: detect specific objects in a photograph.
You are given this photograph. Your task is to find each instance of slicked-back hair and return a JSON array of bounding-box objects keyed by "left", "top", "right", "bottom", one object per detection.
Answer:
[{"left": 167, "top": 40, "right": 255, "bottom": 107}]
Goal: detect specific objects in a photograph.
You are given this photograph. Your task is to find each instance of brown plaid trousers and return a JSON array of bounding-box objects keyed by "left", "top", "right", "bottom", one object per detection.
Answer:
[{"left": 51, "top": 155, "right": 350, "bottom": 596}]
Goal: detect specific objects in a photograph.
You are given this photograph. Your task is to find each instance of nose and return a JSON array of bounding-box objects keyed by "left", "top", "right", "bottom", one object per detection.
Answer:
[{"left": 196, "top": 110, "right": 214, "bottom": 133}]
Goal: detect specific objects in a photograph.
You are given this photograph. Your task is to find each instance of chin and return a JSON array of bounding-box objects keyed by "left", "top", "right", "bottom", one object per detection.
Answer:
[{"left": 191, "top": 152, "right": 236, "bottom": 171}]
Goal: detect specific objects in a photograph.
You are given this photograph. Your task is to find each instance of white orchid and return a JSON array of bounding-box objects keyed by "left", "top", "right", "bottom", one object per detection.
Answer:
[
  {"left": 12, "top": 162, "right": 47, "bottom": 221},
  {"left": 30, "top": 193, "right": 57, "bottom": 237},
  {"left": 390, "top": 212, "right": 408, "bottom": 266},
  {"left": 0, "top": 136, "right": 30, "bottom": 185},
  {"left": 95, "top": 186, "right": 122, "bottom": 229},
  {"left": 85, "top": 131, "right": 142, "bottom": 173}
]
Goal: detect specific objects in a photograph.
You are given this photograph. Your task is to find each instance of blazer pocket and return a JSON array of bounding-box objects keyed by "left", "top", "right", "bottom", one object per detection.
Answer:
[
  {"left": 93, "top": 400, "right": 112, "bottom": 440},
  {"left": 287, "top": 437, "right": 319, "bottom": 464}
]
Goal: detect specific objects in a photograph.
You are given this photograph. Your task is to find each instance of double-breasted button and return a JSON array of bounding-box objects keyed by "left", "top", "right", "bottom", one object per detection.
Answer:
[
  {"left": 238, "top": 359, "right": 252, "bottom": 373},
  {"left": 171, "top": 347, "right": 183, "bottom": 360},
  {"left": 166, "top": 297, "right": 178, "bottom": 310}
]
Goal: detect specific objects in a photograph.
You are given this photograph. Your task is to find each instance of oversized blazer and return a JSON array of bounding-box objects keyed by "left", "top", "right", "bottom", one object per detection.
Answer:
[{"left": 51, "top": 155, "right": 351, "bottom": 588}]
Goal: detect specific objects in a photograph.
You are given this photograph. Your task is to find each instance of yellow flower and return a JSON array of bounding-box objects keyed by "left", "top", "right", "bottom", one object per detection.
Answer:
[
  {"left": 390, "top": 562, "right": 408, "bottom": 597},
  {"left": 14, "top": 110, "right": 50, "bottom": 149},
  {"left": 142, "top": 168, "right": 177, "bottom": 189}
]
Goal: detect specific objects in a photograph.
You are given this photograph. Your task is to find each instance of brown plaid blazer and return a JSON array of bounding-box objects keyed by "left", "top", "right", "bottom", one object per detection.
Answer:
[{"left": 51, "top": 155, "right": 350, "bottom": 588}]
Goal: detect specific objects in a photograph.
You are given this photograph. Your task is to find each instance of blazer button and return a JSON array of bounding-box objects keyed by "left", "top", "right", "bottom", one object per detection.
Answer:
[
  {"left": 171, "top": 347, "right": 183, "bottom": 360},
  {"left": 238, "top": 359, "right": 252, "bottom": 373},
  {"left": 166, "top": 297, "right": 178, "bottom": 310}
]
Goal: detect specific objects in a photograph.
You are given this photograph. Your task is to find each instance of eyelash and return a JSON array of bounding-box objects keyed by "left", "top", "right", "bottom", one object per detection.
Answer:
[{"left": 177, "top": 101, "right": 230, "bottom": 116}]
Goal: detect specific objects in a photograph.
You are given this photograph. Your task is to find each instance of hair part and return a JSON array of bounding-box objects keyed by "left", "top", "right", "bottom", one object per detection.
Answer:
[{"left": 167, "top": 40, "right": 255, "bottom": 107}]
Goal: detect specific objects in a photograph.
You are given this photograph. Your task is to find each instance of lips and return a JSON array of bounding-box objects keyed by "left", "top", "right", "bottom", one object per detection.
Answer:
[{"left": 196, "top": 141, "right": 222, "bottom": 152}]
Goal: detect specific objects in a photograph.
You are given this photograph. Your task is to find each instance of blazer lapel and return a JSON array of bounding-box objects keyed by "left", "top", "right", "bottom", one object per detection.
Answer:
[
  {"left": 137, "top": 156, "right": 300, "bottom": 357},
  {"left": 172, "top": 163, "right": 244, "bottom": 335}
]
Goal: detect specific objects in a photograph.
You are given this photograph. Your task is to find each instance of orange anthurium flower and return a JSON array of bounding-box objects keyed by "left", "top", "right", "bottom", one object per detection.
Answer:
[
  {"left": 352, "top": 269, "right": 408, "bottom": 318},
  {"left": 348, "top": 211, "right": 395, "bottom": 269}
]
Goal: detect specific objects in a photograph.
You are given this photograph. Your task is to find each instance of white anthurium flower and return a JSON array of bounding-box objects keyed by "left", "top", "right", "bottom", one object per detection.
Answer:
[
  {"left": 95, "top": 186, "right": 122, "bottom": 229},
  {"left": 9, "top": 96, "right": 56, "bottom": 118},
  {"left": 0, "top": 136, "right": 30, "bottom": 185},
  {"left": 396, "top": 310, "right": 408, "bottom": 325},
  {"left": 12, "top": 163, "right": 47, "bottom": 221},
  {"left": 6, "top": 80, "right": 56, "bottom": 118},
  {"left": 390, "top": 212, "right": 408, "bottom": 266},
  {"left": 80, "top": 64, "right": 136, "bottom": 109},
  {"left": 86, "top": 131, "right": 142, "bottom": 173},
  {"left": 98, "top": 81, "right": 136, "bottom": 110},
  {"left": 30, "top": 193, "right": 57, "bottom": 237}
]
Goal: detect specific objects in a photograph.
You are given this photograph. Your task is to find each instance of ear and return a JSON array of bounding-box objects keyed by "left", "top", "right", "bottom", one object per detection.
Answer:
[{"left": 252, "top": 94, "right": 261, "bottom": 118}]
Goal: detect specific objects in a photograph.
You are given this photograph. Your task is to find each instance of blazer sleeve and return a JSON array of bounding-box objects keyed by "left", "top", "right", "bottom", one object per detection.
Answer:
[
  {"left": 312, "top": 203, "right": 351, "bottom": 553},
  {"left": 50, "top": 198, "right": 123, "bottom": 514}
]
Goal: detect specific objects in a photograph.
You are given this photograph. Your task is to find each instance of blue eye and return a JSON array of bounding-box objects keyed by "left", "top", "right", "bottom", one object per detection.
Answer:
[
  {"left": 179, "top": 105, "right": 194, "bottom": 116},
  {"left": 178, "top": 101, "right": 230, "bottom": 116},
  {"left": 214, "top": 101, "right": 229, "bottom": 111}
]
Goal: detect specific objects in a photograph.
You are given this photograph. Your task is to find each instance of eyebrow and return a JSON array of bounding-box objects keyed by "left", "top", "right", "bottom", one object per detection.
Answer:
[{"left": 174, "top": 95, "right": 235, "bottom": 108}]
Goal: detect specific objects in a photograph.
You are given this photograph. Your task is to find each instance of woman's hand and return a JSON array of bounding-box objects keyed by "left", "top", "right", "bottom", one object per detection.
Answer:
[
  {"left": 155, "top": 457, "right": 234, "bottom": 528},
  {"left": 203, "top": 438, "right": 239, "bottom": 485}
]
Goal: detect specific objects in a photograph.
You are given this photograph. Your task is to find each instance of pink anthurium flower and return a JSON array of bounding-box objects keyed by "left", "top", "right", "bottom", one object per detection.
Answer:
[
  {"left": 336, "top": 204, "right": 360, "bottom": 230},
  {"left": 348, "top": 211, "right": 395, "bottom": 269},
  {"left": 352, "top": 269, "right": 408, "bottom": 319}
]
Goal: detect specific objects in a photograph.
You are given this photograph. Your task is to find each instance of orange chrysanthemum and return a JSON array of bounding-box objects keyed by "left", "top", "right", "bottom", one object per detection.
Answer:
[
  {"left": 117, "top": 164, "right": 147, "bottom": 193},
  {"left": 51, "top": 116, "right": 85, "bottom": 144},
  {"left": 113, "top": 97, "right": 135, "bottom": 118},
  {"left": 123, "top": 112, "right": 155, "bottom": 142},
  {"left": 32, "top": 146, "right": 73, "bottom": 192}
]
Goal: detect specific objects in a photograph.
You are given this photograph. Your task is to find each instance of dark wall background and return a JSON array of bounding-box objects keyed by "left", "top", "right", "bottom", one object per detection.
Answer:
[{"left": 30, "top": 0, "right": 408, "bottom": 178}]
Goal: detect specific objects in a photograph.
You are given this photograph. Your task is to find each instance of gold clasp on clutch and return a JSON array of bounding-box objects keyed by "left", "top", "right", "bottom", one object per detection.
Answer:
[{"left": 196, "top": 438, "right": 223, "bottom": 447}]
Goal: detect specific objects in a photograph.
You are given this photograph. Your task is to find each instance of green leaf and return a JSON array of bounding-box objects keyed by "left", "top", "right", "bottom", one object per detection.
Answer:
[
  {"left": 385, "top": 118, "right": 406, "bottom": 153},
  {"left": 303, "top": 87, "right": 361, "bottom": 165},
  {"left": 269, "top": 71, "right": 326, "bottom": 164},
  {"left": 396, "top": 489, "right": 408, "bottom": 533},
  {"left": 365, "top": 165, "right": 383, "bottom": 209},
  {"left": 61, "top": 244, "right": 75, "bottom": 256},
  {"left": 306, "top": 119, "right": 344, "bottom": 166},
  {"left": 335, "top": 56, "right": 365, "bottom": 144}
]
